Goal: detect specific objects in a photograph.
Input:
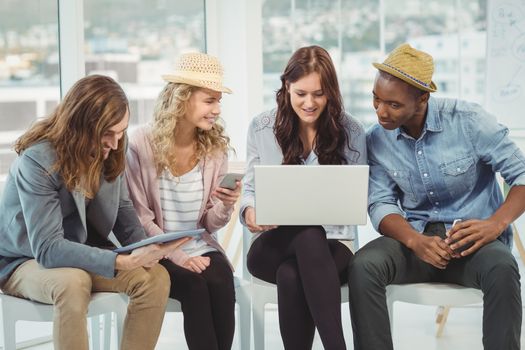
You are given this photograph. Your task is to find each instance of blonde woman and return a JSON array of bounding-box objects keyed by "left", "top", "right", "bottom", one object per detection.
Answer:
[{"left": 126, "top": 53, "right": 240, "bottom": 350}]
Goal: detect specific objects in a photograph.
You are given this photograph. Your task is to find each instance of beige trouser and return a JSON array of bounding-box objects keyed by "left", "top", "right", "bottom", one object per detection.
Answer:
[{"left": 2, "top": 259, "right": 170, "bottom": 350}]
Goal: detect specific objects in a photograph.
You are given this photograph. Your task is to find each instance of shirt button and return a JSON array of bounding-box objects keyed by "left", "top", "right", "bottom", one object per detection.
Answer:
[
  {"left": 435, "top": 202, "right": 439, "bottom": 205},
  {"left": 423, "top": 173, "right": 428, "bottom": 177},
  {"left": 434, "top": 210, "right": 438, "bottom": 214},
  {"left": 417, "top": 150, "right": 422, "bottom": 155},
  {"left": 457, "top": 167, "right": 461, "bottom": 172},
  {"left": 393, "top": 172, "right": 397, "bottom": 176},
  {"left": 429, "top": 191, "right": 434, "bottom": 195}
]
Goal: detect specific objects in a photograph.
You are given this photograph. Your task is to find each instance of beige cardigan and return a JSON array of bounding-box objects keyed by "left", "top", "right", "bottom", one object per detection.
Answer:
[{"left": 125, "top": 126, "right": 233, "bottom": 267}]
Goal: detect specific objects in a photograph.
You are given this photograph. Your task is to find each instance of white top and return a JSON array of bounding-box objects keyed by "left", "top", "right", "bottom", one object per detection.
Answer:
[{"left": 159, "top": 165, "right": 216, "bottom": 257}]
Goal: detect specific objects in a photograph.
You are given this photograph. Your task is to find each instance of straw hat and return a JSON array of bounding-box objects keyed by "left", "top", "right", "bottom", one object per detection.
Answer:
[
  {"left": 162, "top": 52, "right": 232, "bottom": 94},
  {"left": 373, "top": 43, "right": 437, "bottom": 92}
]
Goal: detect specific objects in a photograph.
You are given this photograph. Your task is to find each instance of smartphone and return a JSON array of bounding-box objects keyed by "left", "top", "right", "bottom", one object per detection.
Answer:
[
  {"left": 450, "top": 219, "right": 473, "bottom": 253},
  {"left": 219, "top": 173, "right": 244, "bottom": 190}
]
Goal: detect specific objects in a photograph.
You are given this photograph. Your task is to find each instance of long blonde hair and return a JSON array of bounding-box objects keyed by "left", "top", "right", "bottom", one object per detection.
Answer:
[
  {"left": 14, "top": 75, "right": 128, "bottom": 198},
  {"left": 150, "top": 83, "right": 231, "bottom": 175}
]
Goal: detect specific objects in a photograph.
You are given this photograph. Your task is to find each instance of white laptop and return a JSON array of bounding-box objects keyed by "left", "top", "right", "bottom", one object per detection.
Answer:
[{"left": 254, "top": 165, "right": 369, "bottom": 225}]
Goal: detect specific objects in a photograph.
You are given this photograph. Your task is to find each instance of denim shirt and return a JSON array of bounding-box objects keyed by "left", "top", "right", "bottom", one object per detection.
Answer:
[
  {"left": 240, "top": 109, "right": 367, "bottom": 241},
  {"left": 367, "top": 96, "right": 525, "bottom": 246}
]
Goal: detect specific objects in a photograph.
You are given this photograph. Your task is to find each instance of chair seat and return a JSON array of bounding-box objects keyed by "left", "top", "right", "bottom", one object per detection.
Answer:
[
  {"left": 386, "top": 282, "right": 484, "bottom": 338},
  {"left": 386, "top": 282, "right": 483, "bottom": 307},
  {"left": 0, "top": 292, "right": 125, "bottom": 321},
  {"left": 0, "top": 292, "right": 125, "bottom": 350}
]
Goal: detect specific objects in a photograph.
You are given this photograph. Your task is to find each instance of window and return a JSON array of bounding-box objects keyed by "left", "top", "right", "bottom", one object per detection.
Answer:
[
  {"left": 261, "top": 0, "right": 488, "bottom": 128},
  {"left": 0, "top": 0, "right": 60, "bottom": 180},
  {"left": 83, "top": 0, "right": 206, "bottom": 126}
]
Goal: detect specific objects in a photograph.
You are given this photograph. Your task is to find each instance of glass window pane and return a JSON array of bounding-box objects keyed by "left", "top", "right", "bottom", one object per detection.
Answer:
[
  {"left": 262, "top": 0, "right": 489, "bottom": 128},
  {"left": 0, "top": 0, "right": 60, "bottom": 181},
  {"left": 294, "top": 0, "right": 340, "bottom": 48},
  {"left": 458, "top": 0, "right": 487, "bottom": 105},
  {"left": 83, "top": 0, "right": 206, "bottom": 126},
  {"left": 262, "top": 0, "right": 293, "bottom": 108},
  {"left": 384, "top": 0, "right": 460, "bottom": 100},
  {"left": 341, "top": 0, "right": 381, "bottom": 127}
]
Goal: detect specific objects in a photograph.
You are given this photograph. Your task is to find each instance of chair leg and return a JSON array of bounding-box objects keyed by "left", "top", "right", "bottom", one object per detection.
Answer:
[
  {"left": 103, "top": 313, "right": 112, "bottom": 350},
  {"left": 435, "top": 306, "right": 450, "bottom": 337},
  {"left": 252, "top": 297, "right": 266, "bottom": 350},
  {"left": 237, "top": 287, "right": 252, "bottom": 350},
  {"left": 90, "top": 315, "right": 101, "bottom": 350},
  {"left": 115, "top": 306, "right": 126, "bottom": 349},
  {"left": 387, "top": 299, "right": 394, "bottom": 333},
  {"left": 513, "top": 223, "right": 525, "bottom": 265},
  {"left": 0, "top": 317, "right": 17, "bottom": 350}
]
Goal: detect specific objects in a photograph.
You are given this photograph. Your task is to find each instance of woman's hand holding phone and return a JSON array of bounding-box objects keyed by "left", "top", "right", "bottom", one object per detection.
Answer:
[{"left": 214, "top": 173, "right": 243, "bottom": 208}]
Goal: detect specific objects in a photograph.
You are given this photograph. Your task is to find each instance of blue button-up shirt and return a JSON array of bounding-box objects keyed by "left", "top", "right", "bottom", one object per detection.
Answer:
[{"left": 367, "top": 96, "right": 525, "bottom": 246}]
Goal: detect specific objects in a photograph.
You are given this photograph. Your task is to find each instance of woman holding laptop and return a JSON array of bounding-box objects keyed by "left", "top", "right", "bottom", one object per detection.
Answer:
[
  {"left": 240, "top": 45, "right": 367, "bottom": 349},
  {"left": 125, "top": 53, "right": 240, "bottom": 350}
]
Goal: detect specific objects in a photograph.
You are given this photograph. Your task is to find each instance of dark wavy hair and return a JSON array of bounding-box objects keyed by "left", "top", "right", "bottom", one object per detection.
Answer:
[
  {"left": 15, "top": 75, "right": 129, "bottom": 198},
  {"left": 274, "top": 45, "right": 349, "bottom": 165}
]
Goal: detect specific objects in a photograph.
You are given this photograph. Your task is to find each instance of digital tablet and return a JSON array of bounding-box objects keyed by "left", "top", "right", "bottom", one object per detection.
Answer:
[{"left": 114, "top": 228, "right": 205, "bottom": 253}]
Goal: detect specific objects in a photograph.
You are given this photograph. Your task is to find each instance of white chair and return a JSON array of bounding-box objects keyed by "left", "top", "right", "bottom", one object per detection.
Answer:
[
  {"left": 386, "top": 282, "right": 483, "bottom": 337},
  {"left": 245, "top": 227, "right": 351, "bottom": 350},
  {"left": 0, "top": 291, "right": 126, "bottom": 350}
]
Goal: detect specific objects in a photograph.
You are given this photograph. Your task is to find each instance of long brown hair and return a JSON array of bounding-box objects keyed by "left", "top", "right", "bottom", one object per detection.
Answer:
[
  {"left": 149, "top": 83, "right": 231, "bottom": 175},
  {"left": 14, "top": 75, "right": 129, "bottom": 198},
  {"left": 274, "top": 45, "right": 349, "bottom": 165}
]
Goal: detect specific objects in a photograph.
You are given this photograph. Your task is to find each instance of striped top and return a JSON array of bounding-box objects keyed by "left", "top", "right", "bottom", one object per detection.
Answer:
[{"left": 159, "top": 164, "right": 216, "bottom": 257}]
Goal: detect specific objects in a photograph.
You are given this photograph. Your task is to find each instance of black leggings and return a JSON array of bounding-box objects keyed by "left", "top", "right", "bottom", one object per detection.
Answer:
[
  {"left": 161, "top": 251, "right": 235, "bottom": 350},
  {"left": 247, "top": 226, "right": 352, "bottom": 350}
]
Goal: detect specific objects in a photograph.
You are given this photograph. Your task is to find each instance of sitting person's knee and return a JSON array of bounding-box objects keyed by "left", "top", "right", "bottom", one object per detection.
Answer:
[
  {"left": 293, "top": 226, "right": 326, "bottom": 244},
  {"left": 54, "top": 269, "right": 92, "bottom": 296},
  {"left": 128, "top": 264, "right": 170, "bottom": 300},
  {"left": 276, "top": 261, "right": 301, "bottom": 289},
  {"left": 490, "top": 254, "right": 520, "bottom": 283},
  {"left": 53, "top": 269, "right": 92, "bottom": 311},
  {"left": 348, "top": 250, "right": 386, "bottom": 284}
]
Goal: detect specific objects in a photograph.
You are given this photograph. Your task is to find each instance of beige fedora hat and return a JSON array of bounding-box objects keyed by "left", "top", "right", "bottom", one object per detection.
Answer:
[
  {"left": 162, "top": 52, "right": 232, "bottom": 94},
  {"left": 373, "top": 43, "right": 437, "bottom": 92}
]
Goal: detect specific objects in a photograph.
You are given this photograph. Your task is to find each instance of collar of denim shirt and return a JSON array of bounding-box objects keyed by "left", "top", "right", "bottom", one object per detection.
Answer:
[{"left": 395, "top": 96, "right": 443, "bottom": 140}]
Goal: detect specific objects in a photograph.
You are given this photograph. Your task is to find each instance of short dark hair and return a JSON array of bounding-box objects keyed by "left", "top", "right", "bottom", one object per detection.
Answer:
[{"left": 377, "top": 70, "right": 427, "bottom": 100}]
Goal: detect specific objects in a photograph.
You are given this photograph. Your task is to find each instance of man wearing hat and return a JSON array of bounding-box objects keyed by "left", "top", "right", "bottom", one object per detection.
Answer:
[{"left": 348, "top": 43, "right": 525, "bottom": 350}]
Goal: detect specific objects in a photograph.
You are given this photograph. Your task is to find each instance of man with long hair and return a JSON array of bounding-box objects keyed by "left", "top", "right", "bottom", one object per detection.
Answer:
[{"left": 0, "top": 75, "right": 189, "bottom": 350}]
